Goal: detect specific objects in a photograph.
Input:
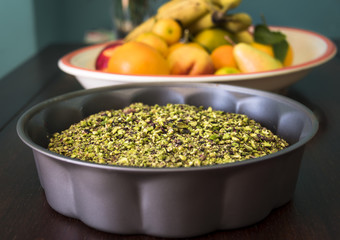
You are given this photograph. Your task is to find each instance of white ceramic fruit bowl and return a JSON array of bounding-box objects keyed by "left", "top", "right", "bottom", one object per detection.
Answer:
[{"left": 58, "top": 26, "right": 337, "bottom": 91}]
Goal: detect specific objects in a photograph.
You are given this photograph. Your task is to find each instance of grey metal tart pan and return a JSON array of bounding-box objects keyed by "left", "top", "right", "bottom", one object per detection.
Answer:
[{"left": 17, "top": 83, "right": 318, "bottom": 238}]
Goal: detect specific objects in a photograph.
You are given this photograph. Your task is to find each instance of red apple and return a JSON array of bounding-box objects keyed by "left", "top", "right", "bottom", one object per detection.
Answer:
[{"left": 95, "top": 41, "right": 123, "bottom": 71}]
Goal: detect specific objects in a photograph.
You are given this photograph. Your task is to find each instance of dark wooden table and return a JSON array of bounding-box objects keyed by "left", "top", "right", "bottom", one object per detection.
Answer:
[{"left": 0, "top": 42, "right": 339, "bottom": 240}]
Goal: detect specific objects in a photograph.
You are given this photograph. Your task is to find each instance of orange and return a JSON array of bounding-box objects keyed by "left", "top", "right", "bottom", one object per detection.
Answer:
[
  {"left": 251, "top": 42, "right": 274, "bottom": 57},
  {"left": 152, "top": 18, "right": 182, "bottom": 45},
  {"left": 210, "top": 44, "right": 237, "bottom": 70},
  {"left": 135, "top": 32, "right": 168, "bottom": 57},
  {"left": 106, "top": 41, "right": 170, "bottom": 75},
  {"left": 251, "top": 42, "right": 293, "bottom": 66},
  {"left": 283, "top": 45, "right": 293, "bottom": 66}
]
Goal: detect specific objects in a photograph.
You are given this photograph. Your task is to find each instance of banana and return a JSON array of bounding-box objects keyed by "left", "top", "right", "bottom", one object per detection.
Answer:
[
  {"left": 188, "top": 10, "right": 251, "bottom": 35},
  {"left": 218, "top": 12, "right": 252, "bottom": 33},
  {"left": 156, "top": 0, "right": 211, "bottom": 27},
  {"left": 186, "top": 1, "right": 228, "bottom": 34},
  {"left": 210, "top": 0, "right": 242, "bottom": 10},
  {"left": 210, "top": 0, "right": 242, "bottom": 20},
  {"left": 124, "top": 17, "right": 157, "bottom": 42},
  {"left": 124, "top": 0, "right": 248, "bottom": 42},
  {"left": 125, "top": 0, "right": 211, "bottom": 41},
  {"left": 186, "top": 12, "right": 215, "bottom": 34}
]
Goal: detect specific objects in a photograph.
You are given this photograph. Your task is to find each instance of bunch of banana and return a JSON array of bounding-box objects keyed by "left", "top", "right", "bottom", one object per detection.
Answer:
[
  {"left": 218, "top": 12, "right": 252, "bottom": 32},
  {"left": 124, "top": 17, "right": 158, "bottom": 42},
  {"left": 187, "top": 0, "right": 252, "bottom": 34},
  {"left": 210, "top": 0, "right": 242, "bottom": 19},
  {"left": 125, "top": 0, "right": 211, "bottom": 41},
  {"left": 124, "top": 0, "right": 252, "bottom": 42},
  {"left": 157, "top": 0, "right": 211, "bottom": 26},
  {"left": 187, "top": 12, "right": 252, "bottom": 34},
  {"left": 211, "top": 0, "right": 241, "bottom": 10}
]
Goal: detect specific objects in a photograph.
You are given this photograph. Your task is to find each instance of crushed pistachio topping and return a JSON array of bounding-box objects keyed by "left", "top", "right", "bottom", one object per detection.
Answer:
[{"left": 48, "top": 103, "right": 289, "bottom": 168}]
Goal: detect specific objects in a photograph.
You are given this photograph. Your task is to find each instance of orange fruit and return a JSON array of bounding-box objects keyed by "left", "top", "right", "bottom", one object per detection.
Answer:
[
  {"left": 152, "top": 18, "right": 182, "bottom": 45},
  {"left": 251, "top": 42, "right": 293, "bottom": 66},
  {"left": 210, "top": 45, "right": 237, "bottom": 70},
  {"left": 135, "top": 32, "right": 168, "bottom": 57},
  {"left": 251, "top": 42, "right": 274, "bottom": 57},
  {"left": 107, "top": 41, "right": 170, "bottom": 75},
  {"left": 283, "top": 45, "right": 293, "bottom": 66}
]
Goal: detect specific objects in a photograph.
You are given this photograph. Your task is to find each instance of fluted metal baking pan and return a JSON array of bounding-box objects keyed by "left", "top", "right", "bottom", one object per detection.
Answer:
[{"left": 17, "top": 83, "right": 318, "bottom": 238}]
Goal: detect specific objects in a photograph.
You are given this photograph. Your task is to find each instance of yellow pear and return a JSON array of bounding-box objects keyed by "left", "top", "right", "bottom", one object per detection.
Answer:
[{"left": 233, "top": 43, "right": 283, "bottom": 73}]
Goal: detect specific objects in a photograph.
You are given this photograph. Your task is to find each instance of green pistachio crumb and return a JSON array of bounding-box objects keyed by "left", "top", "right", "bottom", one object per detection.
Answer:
[{"left": 48, "top": 103, "right": 289, "bottom": 168}]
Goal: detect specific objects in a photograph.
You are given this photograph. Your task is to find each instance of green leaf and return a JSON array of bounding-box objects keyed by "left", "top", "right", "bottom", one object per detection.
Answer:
[
  {"left": 254, "top": 25, "right": 286, "bottom": 45},
  {"left": 273, "top": 40, "right": 289, "bottom": 63},
  {"left": 254, "top": 21, "right": 289, "bottom": 63}
]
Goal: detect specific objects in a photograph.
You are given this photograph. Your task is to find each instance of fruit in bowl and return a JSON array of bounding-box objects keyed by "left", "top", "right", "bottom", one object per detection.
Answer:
[
  {"left": 135, "top": 32, "right": 169, "bottom": 57},
  {"left": 167, "top": 44, "right": 215, "bottom": 75},
  {"left": 105, "top": 41, "right": 170, "bottom": 75},
  {"left": 59, "top": 0, "right": 336, "bottom": 90},
  {"left": 233, "top": 43, "right": 283, "bottom": 73},
  {"left": 95, "top": 41, "right": 123, "bottom": 71},
  {"left": 95, "top": 0, "right": 296, "bottom": 76},
  {"left": 151, "top": 18, "right": 182, "bottom": 45}
]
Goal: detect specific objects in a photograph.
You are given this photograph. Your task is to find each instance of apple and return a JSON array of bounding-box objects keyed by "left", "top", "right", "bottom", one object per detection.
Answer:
[
  {"left": 95, "top": 41, "right": 123, "bottom": 71},
  {"left": 168, "top": 42, "right": 205, "bottom": 56},
  {"left": 167, "top": 45, "right": 215, "bottom": 75}
]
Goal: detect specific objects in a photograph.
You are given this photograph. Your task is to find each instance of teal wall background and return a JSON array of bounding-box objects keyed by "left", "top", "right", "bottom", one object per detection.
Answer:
[
  {"left": 1, "top": 0, "right": 37, "bottom": 81},
  {"left": 0, "top": 0, "right": 112, "bottom": 81},
  {"left": 1, "top": 0, "right": 339, "bottom": 81}
]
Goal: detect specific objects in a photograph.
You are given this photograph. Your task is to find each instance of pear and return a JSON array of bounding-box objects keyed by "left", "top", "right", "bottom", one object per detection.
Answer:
[{"left": 233, "top": 43, "right": 283, "bottom": 73}]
